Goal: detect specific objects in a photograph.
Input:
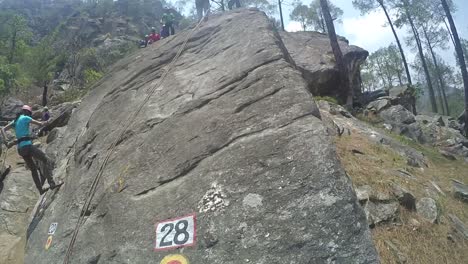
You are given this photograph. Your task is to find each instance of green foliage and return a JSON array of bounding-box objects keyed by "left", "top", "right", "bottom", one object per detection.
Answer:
[
  {"left": 97, "top": 40, "right": 137, "bottom": 67},
  {"left": 0, "top": 12, "right": 32, "bottom": 93},
  {"left": 52, "top": 88, "right": 86, "bottom": 105},
  {"left": 290, "top": 0, "right": 343, "bottom": 33},
  {"left": 241, "top": 0, "right": 277, "bottom": 15},
  {"left": 352, "top": 0, "right": 381, "bottom": 15},
  {"left": 412, "top": 53, "right": 461, "bottom": 116},
  {"left": 79, "top": 48, "right": 101, "bottom": 71},
  {"left": 315, "top": 96, "right": 338, "bottom": 104},
  {"left": 83, "top": 69, "right": 103, "bottom": 86},
  {"left": 362, "top": 44, "right": 406, "bottom": 91},
  {"left": 290, "top": 4, "right": 310, "bottom": 31},
  {"left": 27, "top": 34, "right": 61, "bottom": 86}
]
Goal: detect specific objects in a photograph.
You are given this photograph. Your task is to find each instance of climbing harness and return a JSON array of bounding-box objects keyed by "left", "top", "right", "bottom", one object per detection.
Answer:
[{"left": 63, "top": 16, "right": 208, "bottom": 264}]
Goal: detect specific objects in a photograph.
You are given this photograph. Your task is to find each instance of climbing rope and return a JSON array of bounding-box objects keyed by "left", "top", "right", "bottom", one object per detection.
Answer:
[{"left": 63, "top": 17, "right": 207, "bottom": 264}]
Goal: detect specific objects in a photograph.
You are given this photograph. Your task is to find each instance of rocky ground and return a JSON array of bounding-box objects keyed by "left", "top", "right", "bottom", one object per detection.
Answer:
[{"left": 318, "top": 99, "right": 468, "bottom": 263}]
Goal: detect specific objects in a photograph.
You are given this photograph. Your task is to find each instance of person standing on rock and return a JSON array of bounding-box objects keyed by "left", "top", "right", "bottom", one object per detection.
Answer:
[
  {"left": 1, "top": 105, "right": 63, "bottom": 194},
  {"left": 161, "top": 8, "right": 175, "bottom": 36},
  {"left": 195, "top": 0, "right": 210, "bottom": 21},
  {"left": 42, "top": 107, "right": 50, "bottom": 122}
]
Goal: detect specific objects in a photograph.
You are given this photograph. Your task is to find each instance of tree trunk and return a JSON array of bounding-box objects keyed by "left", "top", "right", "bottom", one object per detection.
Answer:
[
  {"left": 8, "top": 29, "right": 17, "bottom": 64},
  {"left": 442, "top": 0, "right": 468, "bottom": 135},
  {"left": 320, "top": 0, "right": 350, "bottom": 106},
  {"left": 443, "top": 19, "right": 456, "bottom": 47},
  {"left": 319, "top": 12, "right": 326, "bottom": 33},
  {"left": 278, "top": 0, "right": 285, "bottom": 31},
  {"left": 397, "top": 71, "right": 403, "bottom": 86},
  {"left": 422, "top": 27, "right": 450, "bottom": 115},
  {"left": 42, "top": 82, "right": 48, "bottom": 107},
  {"left": 378, "top": 0, "right": 415, "bottom": 113},
  {"left": 376, "top": 61, "right": 388, "bottom": 88},
  {"left": 405, "top": 6, "right": 438, "bottom": 113},
  {"left": 379, "top": 1, "right": 412, "bottom": 86}
]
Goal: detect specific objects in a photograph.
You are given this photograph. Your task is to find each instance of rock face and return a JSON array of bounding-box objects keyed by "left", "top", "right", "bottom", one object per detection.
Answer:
[
  {"left": 24, "top": 10, "right": 378, "bottom": 263},
  {"left": 416, "top": 198, "right": 439, "bottom": 223},
  {"left": 0, "top": 167, "right": 39, "bottom": 264},
  {"left": 0, "top": 98, "right": 24, "bottom": 120},
  {"left": 280, "top": 31, "right": 368, "bottom": 103},
  {"left": 452, "top": 180, "right": 468, "bottom": 202}
]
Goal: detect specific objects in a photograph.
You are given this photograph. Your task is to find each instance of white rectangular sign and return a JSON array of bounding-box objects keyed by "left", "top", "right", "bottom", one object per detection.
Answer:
[
  {"left": 155, "top": 214, "right": 196, "bottom": 251},
  {"left": 48, "top": 223, "right": 58, "bottom": 235}
]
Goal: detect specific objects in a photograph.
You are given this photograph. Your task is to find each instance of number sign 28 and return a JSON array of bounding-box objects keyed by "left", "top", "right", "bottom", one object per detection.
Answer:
[{"left": 155, "top": 214, "right": 196, "bottom": 251}]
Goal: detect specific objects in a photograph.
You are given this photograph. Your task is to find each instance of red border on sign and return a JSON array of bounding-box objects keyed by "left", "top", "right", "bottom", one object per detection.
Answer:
[{"left": 154, "top": 213, "right": 197, "bottom": 252}]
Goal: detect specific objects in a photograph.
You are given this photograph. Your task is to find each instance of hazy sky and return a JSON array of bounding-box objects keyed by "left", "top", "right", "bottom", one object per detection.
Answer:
[{"left": 283, "top": 0, "right": 467, "bottom": 65}]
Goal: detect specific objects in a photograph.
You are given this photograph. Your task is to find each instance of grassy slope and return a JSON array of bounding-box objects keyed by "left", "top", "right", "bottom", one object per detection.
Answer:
[{"left": 335, "top": 131, "right": 468, "bottom": 263}]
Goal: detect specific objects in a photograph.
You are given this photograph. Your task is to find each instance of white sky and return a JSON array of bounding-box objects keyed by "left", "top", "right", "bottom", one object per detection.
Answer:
[{"left": 282, "top": 0, "right": 468, "bottom": 66}]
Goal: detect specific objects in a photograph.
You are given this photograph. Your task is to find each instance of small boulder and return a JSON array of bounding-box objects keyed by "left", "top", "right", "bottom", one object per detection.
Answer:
[
  {"left": 391, "top": 183, "right": 416, "bottom": 211},
  {"left": 355, "top": 185, "right": 392, "bottom": 202},
  {"left": 415, "top": 115, "right": 432, "bottom": 124},
  {"left": 408, "top": 218, "right": 420, "bottom": 228},
  {"left": 448, "top": 214, "right": 468, "bottom": 241},
  {"left": 355, "top": 185, "right": 373, "bottom": 202},
  {"left": 433, "top": 115, "right": 445, "bottom": 126},
  {"left": 365, "top": 201, "right": 399, "bottom": 226},
  {"left": 439, "top": 149, "right": 457, "bottom": 160},
  {"left": 416, "top": 197, "right": 439, "bottom": 223},
  {"left": 379, "top": 105, "right": 416, "bottom": 125},
  {"left": 452, "top": 180, "right": 468, "bottom": 202},
  {"left": 367, "top": 98, "right": 391, "bottom": 112}
]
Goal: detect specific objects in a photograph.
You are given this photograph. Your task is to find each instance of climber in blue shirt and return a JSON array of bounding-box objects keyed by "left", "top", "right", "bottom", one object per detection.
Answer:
[{"left": 1, "top": 105, "right": 63, "bottom": 194}]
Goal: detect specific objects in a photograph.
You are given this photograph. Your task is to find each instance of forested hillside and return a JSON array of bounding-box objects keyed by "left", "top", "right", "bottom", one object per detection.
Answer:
[{"left": 0, "top": 0, "right": 184, "bottom": 104}]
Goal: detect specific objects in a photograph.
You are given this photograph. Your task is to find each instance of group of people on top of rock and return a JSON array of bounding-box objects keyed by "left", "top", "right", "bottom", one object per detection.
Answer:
[
  {"left": 1, "top": 105, "right": 63, "bottom": 195},
  {"left": 139, "top": 2, "right": 242, "bottom": 48},
  {"left": 139, "top": 8, "right": 176, "bottom": 48}
]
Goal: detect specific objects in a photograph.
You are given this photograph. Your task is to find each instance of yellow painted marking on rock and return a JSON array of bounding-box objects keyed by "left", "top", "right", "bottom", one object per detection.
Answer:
[
  {"left": 45, "top": 236, "right": 53, "bottom": 250},
  {"left": 160, "top": 254, "right": 189, "bottom": 264}
]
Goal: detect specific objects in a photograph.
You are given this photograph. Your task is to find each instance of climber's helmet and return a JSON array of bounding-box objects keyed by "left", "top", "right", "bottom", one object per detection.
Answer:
[{"left": 22, "top": 105, "right": 33, "bottom": 115}]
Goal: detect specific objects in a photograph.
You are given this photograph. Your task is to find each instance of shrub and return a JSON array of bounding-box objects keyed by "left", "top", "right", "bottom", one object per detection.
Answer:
[{"left": 315, "top": 96, "right": 338, "bottom": 104}]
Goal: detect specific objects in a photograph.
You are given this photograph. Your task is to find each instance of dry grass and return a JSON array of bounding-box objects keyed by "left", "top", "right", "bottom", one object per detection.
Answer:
[{"left": 335, "top": 132, "right": 468, "bottom": 264}]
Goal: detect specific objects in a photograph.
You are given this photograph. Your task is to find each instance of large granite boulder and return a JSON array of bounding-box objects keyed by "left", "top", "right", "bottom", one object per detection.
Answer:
[
  {"left": 280, "top": 31, "right": 369, "bottom": 104},
  {"left": 25, "top": 10, "right": 378, "bottom": 264},
  {"left": 0, "top": 167, "right": 39, "bottom": 264}
]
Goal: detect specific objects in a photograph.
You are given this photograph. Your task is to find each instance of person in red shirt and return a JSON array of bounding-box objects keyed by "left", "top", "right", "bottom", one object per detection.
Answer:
[{"left": 148, "top": 27, "right": 161, "bottom": 44}]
